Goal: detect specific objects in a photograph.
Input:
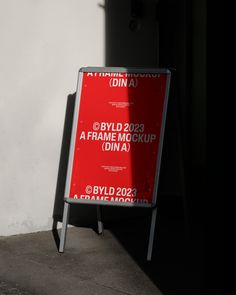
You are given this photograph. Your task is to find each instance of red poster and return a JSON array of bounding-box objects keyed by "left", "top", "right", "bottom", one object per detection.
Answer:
[{"left": 66, "top": 68, "right": 170, "bottom": 207}]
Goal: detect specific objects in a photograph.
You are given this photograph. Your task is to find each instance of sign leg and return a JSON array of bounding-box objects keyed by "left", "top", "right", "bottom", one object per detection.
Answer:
[
  {"left": 59, "top": 202, "right": 70, "bottom": 253},
  {"left": 96, "top": 206, "right": 103, "bottom": 234},
  {"left": 147, "top": 207, "right": 157, "bottom": 261}
]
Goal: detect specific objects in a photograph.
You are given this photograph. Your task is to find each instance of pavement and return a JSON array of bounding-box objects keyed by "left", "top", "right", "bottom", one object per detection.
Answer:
[{"left": 0, "top": 227, "right": 163, "bottom": 295}]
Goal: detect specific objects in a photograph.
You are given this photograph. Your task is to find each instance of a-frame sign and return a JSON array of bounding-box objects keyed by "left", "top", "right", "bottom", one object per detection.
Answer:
[{"left": 59, "top": 67, "right": 171, "bottom": 260}]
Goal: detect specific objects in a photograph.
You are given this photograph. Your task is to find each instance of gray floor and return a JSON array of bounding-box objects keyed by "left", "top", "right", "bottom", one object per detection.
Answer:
[{"left": 0, "top": 227, "right": 162, "bottom": 295}]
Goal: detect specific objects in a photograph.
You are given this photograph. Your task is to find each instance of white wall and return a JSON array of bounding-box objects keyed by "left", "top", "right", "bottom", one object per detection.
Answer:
[{"left": 0, "top": 0, "right": 104, "bottom": 236}]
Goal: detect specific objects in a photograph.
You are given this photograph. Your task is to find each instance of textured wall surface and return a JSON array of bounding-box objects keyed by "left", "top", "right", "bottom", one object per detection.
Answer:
[{"left": 0, "top": 0, "right": 104, "bottom": 235}]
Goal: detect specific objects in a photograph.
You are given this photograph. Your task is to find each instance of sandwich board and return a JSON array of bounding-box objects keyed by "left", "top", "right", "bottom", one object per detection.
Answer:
[{"left": 59, "top": 67, "right": 171, "bottom": 260}]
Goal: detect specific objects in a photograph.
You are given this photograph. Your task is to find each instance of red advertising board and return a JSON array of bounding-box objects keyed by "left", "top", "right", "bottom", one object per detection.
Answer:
[{"left": 65, "top": 67, "right": 171, "bottom": 207}]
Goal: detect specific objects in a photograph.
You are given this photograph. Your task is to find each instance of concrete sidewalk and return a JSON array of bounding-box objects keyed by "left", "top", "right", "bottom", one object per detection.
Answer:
[{"left": 0, "top": 227, "right": 162, "bottom": 295}]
